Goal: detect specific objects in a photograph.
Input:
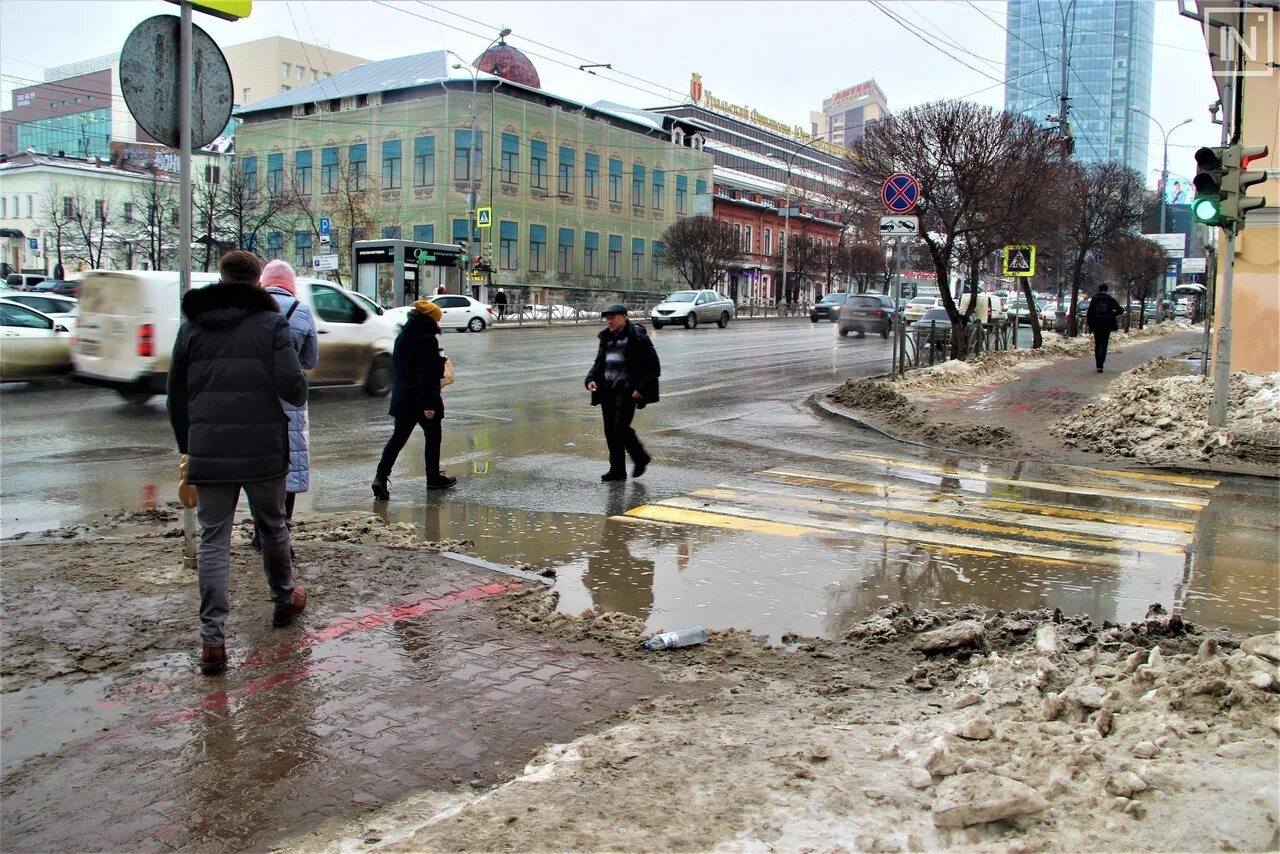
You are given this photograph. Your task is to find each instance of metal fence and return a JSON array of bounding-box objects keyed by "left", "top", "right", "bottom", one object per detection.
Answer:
[
  {"left": 492, "top": 299, "right": 815, "bottom": 326},
  {"left": 901, "top": 319, "right": 1012, "bottom": 370}
]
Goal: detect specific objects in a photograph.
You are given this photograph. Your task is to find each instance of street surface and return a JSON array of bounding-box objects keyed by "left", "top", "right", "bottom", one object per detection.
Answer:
[{"left": 1, "top": 318, "right": 1275, "bottom": 641}]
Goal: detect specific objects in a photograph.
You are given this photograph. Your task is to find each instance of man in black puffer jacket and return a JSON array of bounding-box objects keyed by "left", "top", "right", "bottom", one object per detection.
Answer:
[
  {"left": 167, "top": 250, "right": 309, "bottom": 676},
  {"left": 585, "top": 304, "right": 660, "bottom": 481}
]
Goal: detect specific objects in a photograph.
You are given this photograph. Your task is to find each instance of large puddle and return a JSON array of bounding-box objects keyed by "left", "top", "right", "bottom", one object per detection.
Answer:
[{"left": 367, "top": 453, "right": 1279, "bottom": 640}]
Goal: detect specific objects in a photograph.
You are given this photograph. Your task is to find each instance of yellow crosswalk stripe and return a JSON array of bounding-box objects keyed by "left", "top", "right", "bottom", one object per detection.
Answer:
[
  {"left": 837, "top": 452, "right": 1210, "bottom": 510},
  {"left": 691, "top": 484, "right": 1192, "bottom": 547},
  {"left": 622, "top": 504, "right": 827, "bottom": 537},
  {"left": 763, "top": 469, "right": 1197, "bottom": 532},
  {"left": 1081, "top": 468, "right": 1219, "bottom": 489},
  {"left": 688, "top": 487, "right": 1187, "bottom": 556},
  {"left": 649, "top": 496, "right": 1179, "bottom": 567}
]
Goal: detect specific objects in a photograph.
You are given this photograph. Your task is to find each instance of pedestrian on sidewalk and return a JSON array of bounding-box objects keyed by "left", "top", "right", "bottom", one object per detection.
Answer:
[
  {"left": 493, "top": 287, "right": 508, "bottom": 319},
  {"left": 372, "top": 299, "right": 455, "bottom": 499},
  {"left": 1085, "top": 283, "right": 1125, "bottom": 372},
  {"left": 248, "top": 260, "right": 319, "bottom": 553},
  {"left": 585, "top": 304, "right": 660, "bottom": 481},
  {"left": 167, "top": 250, "right": 310, "bottom": 676}
]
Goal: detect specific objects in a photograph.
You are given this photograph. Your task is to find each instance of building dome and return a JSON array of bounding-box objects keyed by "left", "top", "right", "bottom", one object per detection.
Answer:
[{"left": 474, "top": 41, "right": 541, "bottom": 89}]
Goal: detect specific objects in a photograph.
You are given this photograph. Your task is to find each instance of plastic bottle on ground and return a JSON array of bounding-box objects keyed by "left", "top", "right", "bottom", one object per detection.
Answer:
[{"left": 642, "top": 626, "right": 708, "bottom": 651}]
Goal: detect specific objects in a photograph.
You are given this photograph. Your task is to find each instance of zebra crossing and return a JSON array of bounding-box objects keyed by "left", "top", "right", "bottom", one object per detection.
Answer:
[{"left": 623, "top": 452, "right": 1219, "bottom": 569}]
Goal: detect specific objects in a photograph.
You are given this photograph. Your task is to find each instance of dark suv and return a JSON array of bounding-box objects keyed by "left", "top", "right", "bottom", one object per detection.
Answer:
[
  {"left": 838, "top": 293, "right": 895, "bottom": 338},
  {"left": 810, "top": 292, "right": 847, "bottom": 323}
]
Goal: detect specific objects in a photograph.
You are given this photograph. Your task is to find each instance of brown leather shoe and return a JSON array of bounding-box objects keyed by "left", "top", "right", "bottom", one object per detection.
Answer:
[
  {"left": 273, "top": 585, "right": 307, "bottom": 627},
  {"left": 200, "top": 645, "right": 227, "bottom": 676}
]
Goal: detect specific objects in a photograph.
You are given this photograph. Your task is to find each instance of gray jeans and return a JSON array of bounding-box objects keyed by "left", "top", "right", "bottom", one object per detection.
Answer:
[{"left": 196, "top": 478, "right": 295, "bottom": 646}]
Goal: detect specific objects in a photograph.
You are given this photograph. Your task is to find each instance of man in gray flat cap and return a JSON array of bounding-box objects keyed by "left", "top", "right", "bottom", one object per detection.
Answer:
[{"left": 584, "top": 304, "right": 661, "bottom": 481}]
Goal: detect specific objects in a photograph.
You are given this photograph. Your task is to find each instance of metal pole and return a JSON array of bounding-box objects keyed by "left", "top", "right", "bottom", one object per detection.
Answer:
[
  {"left": 178, "top": 1, "right": 196, "bottom": 573},
  {"left": 179, "top": 2, "right": 192, "bottom": 298},
  {"left": 890, "top": 238, "right": 903, "bottom": 377},
  {"left": 1208, "top": 55, "right": 1235, "bottom": 427},
  {"left": 781, "top": 167, "right": 790, "bottom": 307}
]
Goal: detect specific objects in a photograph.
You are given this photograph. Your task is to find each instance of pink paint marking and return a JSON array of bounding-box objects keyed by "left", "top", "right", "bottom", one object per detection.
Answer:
[
  {"left": 1005, "top": 385, "right": 1062, "bottom": 416},
  {"left": 60, "top": 580, "right": 524, "bottom": 751}
]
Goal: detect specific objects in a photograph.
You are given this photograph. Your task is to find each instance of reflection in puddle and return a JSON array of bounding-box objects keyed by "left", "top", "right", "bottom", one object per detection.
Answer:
[{"left": 360, "top": 462, "right": 1276, "bottom": 642}]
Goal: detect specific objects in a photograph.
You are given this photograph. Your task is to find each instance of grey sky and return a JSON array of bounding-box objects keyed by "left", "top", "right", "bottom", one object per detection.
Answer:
[{"left": 0, "top": 1, "right": 1219, "bottom": 182}]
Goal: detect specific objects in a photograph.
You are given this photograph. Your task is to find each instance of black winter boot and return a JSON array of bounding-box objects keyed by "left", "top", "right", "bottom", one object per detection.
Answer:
[{"left": 372, "top": 475, "right": 390, "bottom": 501}]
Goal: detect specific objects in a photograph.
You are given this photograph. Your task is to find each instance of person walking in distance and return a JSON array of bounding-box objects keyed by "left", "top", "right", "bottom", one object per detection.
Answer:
[
  {"left": 167, "top": 251, "right": 310, "bottom": 676},
  {"left": 492, "top": 287, "right": 508, "bottom": 319},
  {"left": 372, "top": 299, "right": 455, "bottom": 499},
  {"left": 1085, "top": 283, "right": 1125, "bottom": 373},
  {"left": 585, "top": 304, "right": 660, "bottom": 481},
  {"left": 248, "top": 260, "right": 319, "bottom": 553}
]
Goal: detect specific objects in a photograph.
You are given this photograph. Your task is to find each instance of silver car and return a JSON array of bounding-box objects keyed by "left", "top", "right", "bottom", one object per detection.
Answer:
[{"left": 649, "top": 289, "right": 735, "bottom": 330}]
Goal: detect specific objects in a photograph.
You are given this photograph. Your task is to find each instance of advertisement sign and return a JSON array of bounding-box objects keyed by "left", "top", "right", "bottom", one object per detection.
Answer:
[
  {"left": 1181, "top": 257, "right": 1207, "bottom": 275},
  {"left": 312, "top": 255, "right": 338, "bottom": 271},
  {"left": 1163, "top": 173, "right": 1192, "bottom": 205},
  {"left": 1143, "top": 233, "right": 1186, "bottom": 258}
]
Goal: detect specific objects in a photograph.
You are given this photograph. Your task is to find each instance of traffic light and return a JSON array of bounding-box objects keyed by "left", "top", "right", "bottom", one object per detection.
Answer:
[
  {"left": 1221, "top": 144, "right": 1269, "bottom": 227},
  {"left": 1192, "top": 146, "right": 1227, "bottom": 225}
]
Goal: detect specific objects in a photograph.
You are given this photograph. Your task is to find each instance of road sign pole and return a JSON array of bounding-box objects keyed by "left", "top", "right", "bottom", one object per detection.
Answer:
[{"left": 178, "top": 1, "right": 192, "bottom": 300}]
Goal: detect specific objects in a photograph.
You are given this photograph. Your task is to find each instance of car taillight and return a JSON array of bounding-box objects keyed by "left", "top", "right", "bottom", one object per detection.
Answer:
[{"left": 138, "top": 323, "right": 154, "bottom": 358}]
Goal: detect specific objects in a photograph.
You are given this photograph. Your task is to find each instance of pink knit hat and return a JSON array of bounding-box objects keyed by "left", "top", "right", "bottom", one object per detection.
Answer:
[{"left": 260, "top": 259, "right": 297, "bottom": 295}]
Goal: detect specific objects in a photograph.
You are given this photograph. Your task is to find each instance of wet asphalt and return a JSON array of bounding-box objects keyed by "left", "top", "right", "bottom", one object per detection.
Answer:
[{"left": 1, "top": 317, "right": 1276, "bottom": 638}]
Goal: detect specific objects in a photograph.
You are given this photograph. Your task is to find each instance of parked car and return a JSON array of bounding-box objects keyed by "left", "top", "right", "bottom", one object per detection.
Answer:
[
  {"left": 810, "top": 292, "right": 848, "bottom": 323},
  {"left": 838, "top": 293, "right": 895, "bottom": 338},
  {"left": 73, "top": 270, "right": 397, "bottom": 403},
  {"left": 904, "top": 296, "right": 944, "bottom": 324},
  {"left": 385, "top": 294, "right": 497, "bottom": 332},
  {"left": 1008, "top": 298, "right": 1046, "bottom": 326},
  {"left": 1, "top": 292, "right": 77, "bottom": 332},
  {"left": 32, "top": 279, "right": 79, "bottom": 298},
  {"left": 650, "top": 289, "right": 735, "bottom": 329},
  {"left": 5, "top": 273, "right": 48, "bottom": 292},
  {"left": 0, "top": 298, "right": 73, "bottom": 381},
  {"left": 910, "top": 307, "right": 953, "bottom": 358}
]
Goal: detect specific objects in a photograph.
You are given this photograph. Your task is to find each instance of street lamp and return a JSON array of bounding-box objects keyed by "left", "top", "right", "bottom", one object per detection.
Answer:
[
  {"left": 448, "top": 26, "right": 511, "bottom": 288},
  {"left": 1130, "top": 106, "right": 1192, "bottom": 233},
  {"left": 768, "top": 135, "right": 825, "bottom": 307}
]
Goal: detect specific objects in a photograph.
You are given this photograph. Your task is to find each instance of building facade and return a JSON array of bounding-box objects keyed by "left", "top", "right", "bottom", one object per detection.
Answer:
[
  {"left": 233, "top": 47, "right": 713, "bottom": 308},
  {"left": 1004, "top": 0, "right": 1154, "bottom": 172},
  {"left": 653, "top": 76, "right": 849, "bottom": 304},
  {"left": 221, "top": 37, "right": 366, "bottom": 107},
  {"left": 813, "top": 80, "right": 889, "bottom": 147},
  {"left": 0, "top": 151, "right": 184, "bottom": 274}
]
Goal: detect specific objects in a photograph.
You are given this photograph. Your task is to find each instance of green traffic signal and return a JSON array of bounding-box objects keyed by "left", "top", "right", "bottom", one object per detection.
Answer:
[
  {"left": 1192, "top": 145, "right": 1228, "bottom": 226},
  {"left": 1192, "top": 196, "right": 1221, "bottom": 223}
]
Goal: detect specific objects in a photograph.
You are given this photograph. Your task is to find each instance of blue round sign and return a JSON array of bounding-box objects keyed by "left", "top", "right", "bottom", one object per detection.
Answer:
[{"left": 882, "top": 173, "right": 920, "bottom": 214}]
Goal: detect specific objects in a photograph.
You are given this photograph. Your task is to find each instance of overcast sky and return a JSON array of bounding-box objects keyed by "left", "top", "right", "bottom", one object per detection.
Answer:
[{"left": 0, "top": 1, "right": 1218, "bottom": 184}]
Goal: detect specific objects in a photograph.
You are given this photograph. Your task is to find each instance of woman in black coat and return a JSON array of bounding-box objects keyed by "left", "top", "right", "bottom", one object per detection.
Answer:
[{"left": 372, "top": 300, "right": 455, "bottom": 498}]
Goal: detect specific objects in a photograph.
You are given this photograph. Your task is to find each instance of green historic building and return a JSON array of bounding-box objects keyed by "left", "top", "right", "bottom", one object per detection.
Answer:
[{"left": 234, "top": 45, "right": 713, "bottom": 308}]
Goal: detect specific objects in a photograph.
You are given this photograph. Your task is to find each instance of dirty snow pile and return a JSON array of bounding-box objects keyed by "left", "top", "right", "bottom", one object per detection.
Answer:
[
  {"left": 335, "top": 592, "right": 1279, "bottom": 853},
  {"left": 855, "top": 605, "right": 1280, "bottom": 852},
  {"left": 826, "top": 378, "right": 1016, "bottom": 447},
  {"left": 1055, "top": 358, "right": 1280, "bottom": 468}
]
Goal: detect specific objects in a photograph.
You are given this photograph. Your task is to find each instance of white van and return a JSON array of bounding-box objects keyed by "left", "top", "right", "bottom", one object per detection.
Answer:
[
  {"left": 73, "top": 270, "right": 397, "bottom": 404},
  {"left": 956, "top": 292, "right": 1008, "bottom": 325}
]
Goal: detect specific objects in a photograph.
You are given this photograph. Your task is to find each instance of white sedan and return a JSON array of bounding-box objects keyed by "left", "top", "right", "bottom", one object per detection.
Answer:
[
  {"left": 1, "top": 292, "right": 77, "bottom": 332},
  {"left": 1, "top": 298, "right": 73, "bottom": 381},
  {"left": 385, "top": 294, "right": 497, "bottom": 332}
]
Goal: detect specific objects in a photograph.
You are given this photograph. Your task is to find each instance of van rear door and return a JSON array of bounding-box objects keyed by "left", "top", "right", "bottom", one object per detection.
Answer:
[{"left": 73, "top": 272, "right": 154, "bottom": 383}]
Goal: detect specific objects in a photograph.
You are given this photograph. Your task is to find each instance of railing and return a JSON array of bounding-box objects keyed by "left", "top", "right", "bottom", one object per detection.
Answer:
[
  {"left": 901, "top": 319, "right": 1012, "bottom": 370},
  {"left": 491, "top": 299, "right": 815, "bottom": 326}
]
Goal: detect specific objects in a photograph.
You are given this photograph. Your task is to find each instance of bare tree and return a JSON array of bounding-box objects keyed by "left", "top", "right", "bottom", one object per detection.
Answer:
[
  {"left": 219, "top": 160, "right": 291, "bottom": 258},
  {"left": 192, "top": 168, "right": 226, "bottom": 272},
  {"left": 118, "top": 173, "right": 179, "bottom": 270},
  {"left": 1103, "top": 234, "right": 1167, "bottom": 329},
  {"left": 659, "top": 216, "right": 744, "bottom": 290},
  {"left": 846, "top": 101, "right": 1060, "bottom": 357},
  {"left": 773, "top": 231, "right": 822, "bottom": 304},
  {"left": 38, "top": 182, "right": 75, "bottom": 277},
  {"left": 1059, "top": 162, "right": 1150, "bottom": 336},
  {"left": 66, "top": 182, "right": 116, "bottom": 270},
  {"left": 846, "top": 242, "right": 886, "bottom": 293}
]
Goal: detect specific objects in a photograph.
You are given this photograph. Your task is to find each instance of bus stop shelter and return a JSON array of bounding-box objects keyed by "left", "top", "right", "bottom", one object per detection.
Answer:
[{"left": 349, "top": 239, "right": 464, "bottom": 308}]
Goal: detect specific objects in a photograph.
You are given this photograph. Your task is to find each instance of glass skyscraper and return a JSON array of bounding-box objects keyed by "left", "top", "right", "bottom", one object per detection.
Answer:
[{"left": 1003, "top": 0, "right": 1154, "bottom": 174}]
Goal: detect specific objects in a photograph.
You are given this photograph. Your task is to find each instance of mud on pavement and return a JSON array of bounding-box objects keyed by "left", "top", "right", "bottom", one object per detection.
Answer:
[{"left": 3, "top": 510, "right": 1278, "bottom": 853}]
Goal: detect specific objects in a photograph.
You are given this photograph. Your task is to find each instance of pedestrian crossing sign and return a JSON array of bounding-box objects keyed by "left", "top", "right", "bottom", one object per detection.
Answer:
[
  {"left": 1003, "top": 244, "right": 1036, "bottom": 277},
  {"left": 476, "top": 207, "right": 492, "bottom": 229}
]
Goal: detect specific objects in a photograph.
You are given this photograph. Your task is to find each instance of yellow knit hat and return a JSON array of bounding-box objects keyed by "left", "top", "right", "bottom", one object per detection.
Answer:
[{"left": 413, "top": 299, "right": 443, "bottom": 322}]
